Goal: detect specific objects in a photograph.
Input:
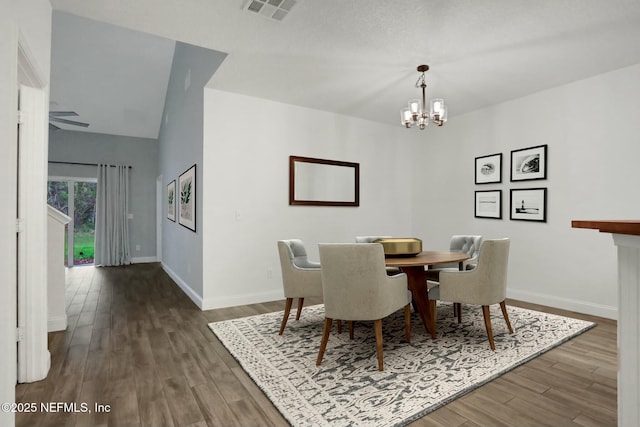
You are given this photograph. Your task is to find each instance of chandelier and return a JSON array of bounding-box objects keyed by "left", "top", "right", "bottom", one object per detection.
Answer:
[{"left": 400, "top": 65, "right": 447, "bottom": 129}]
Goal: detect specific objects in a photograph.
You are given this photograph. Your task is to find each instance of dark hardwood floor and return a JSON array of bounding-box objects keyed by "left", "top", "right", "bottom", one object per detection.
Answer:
[{"left": 15, "top": 263, "right": 617, "bottom": 427}]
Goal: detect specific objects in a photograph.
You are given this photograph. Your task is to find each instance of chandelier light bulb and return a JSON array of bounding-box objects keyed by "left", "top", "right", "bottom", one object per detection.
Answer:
[
  {"left": 408, "top": 99, "right": 421, "bottom": 120},
  {"left": 400, "top": 108, "right": 412, "bottom": 127}
]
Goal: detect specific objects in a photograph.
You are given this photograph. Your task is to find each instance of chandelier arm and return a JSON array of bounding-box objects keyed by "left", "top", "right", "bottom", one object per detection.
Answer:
[{"left": 421, "top": 82, "right": 427, "bottom": 117}]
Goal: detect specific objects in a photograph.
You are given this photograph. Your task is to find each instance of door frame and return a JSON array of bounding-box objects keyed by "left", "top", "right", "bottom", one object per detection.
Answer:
[
  {"left": 156, "top": 175, "right": 163, "bottom": 263},
  {"left": 17, "top": 38, "right": 50, "bottom": 384}
]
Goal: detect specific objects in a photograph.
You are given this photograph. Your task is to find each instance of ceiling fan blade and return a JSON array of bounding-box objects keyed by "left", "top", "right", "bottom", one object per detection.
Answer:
[
  {"left": 49, "top": 123, "right": 61, "bottom": 131},
  {"left": 49, "top": 111, "right": 79, "bottom": 117},
  {"left": 49, "top": 117, "right": 89, "bottom": 127}
]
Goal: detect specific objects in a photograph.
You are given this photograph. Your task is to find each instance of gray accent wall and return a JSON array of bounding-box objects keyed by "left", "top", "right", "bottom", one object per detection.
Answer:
[
  {"left": 48, "top": 129, "right": 159, "bottom": 261},
  {"left": 158, "top": 41, "right": 227, "bottom": 302}
]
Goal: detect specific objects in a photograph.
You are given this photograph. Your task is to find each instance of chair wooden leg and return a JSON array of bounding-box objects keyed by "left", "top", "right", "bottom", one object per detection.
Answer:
[
  {"left": 456, "top": 303, "right": 462, "bottom": 323},
  {"left": 404, "top": 304, "right": 411, "bottom": 344},
  {"left": 316, "top": 318, "right": 333, "bottom": 366},
  {"left": 500, "top": 301, "right": 514, "bottom": 333},
  {"left": 295, "top": 297, "right": 304, "bottom": 320},
  {"left": 279, "top": 298, "right": 293, "bottom": 335},
  {"left": 429, "top": 299, "right": 437, "bottom": 335},
  {"left": 337, "top": 320, "right": 342, "bottom": 334},
  {"left": 373, "top": 319, "right": 384, "bottom": 371},
  {"left": 349, "top": 321, "right": 354, "bottom": 340},
  {"left": 482, "top": 305, "right": 496, "bottom": 351}
]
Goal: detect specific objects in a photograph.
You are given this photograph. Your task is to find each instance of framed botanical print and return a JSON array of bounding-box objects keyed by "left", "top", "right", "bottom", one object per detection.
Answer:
[
  {"left": 178, "top": 164, "right": 196, "bottom": 232},
  {"left": 475, "top": 190, "right": 502, "bottom": 219},
  {"left": 510, "top": 144, "right": 547, "bottom": 181},
  {"left": 167, "top": 180, "right": 176, "bottom": 222},
  {"left": 510, "top": 188, "right": 547, "bottom": 222},
  {"left": 475, "top": 153, "right": 502, "bottom": 184}
]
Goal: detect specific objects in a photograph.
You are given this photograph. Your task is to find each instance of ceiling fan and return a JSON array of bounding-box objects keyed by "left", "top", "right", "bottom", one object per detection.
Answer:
[{"left": 49, "top": 111, "right": 89, "bottom": 131}]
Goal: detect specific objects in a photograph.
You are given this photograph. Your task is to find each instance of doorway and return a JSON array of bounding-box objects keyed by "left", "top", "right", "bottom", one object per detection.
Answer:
[{"left": 47, "top": 178, "right": 97, "bottom": 266}]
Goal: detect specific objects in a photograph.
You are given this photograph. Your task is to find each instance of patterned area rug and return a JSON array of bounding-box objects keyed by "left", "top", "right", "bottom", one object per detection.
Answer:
[{"left": 208, "top": 304, "right": 595, "bottom": 427}]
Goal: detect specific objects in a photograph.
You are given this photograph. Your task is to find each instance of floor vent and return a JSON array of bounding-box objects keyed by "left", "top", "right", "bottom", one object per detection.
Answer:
[{"left": 245, "top": 0, "right": 297, "bottom": 21}]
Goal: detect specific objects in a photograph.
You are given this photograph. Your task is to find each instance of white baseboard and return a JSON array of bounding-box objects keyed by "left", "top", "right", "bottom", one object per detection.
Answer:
[
  {"left": 131, "top": 256, "right": 158, "bottom": 264},
  {"left": 47, "top": 315, "right": 67, "bottom": 332},
  {"left": 161, "top": 262, "right": 203, "bottom": 309},
  {"left": 202, "top": 290, "right": 284, "bottom": 311},
  {"left": 507, "top": 288, "right": 617, "bottom": 320}
]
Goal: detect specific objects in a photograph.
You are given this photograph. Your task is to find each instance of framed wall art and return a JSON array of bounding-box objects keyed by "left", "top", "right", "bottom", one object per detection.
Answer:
[
  {"left": 475, "top": 153, "right": 502, "bottom": 184},
  {"left": 510, "top": 188, "right": 547, "bottom": 222},
  {"left": 510, "top": 144, "right": 547, "bottom": 181},
  {"left": 475, "top": 190, "right": 502, "bottom": 219},
  {"left": 178, "top": 164, "right": 196, "bottom": 232},
  {"left": 167, "top": 180, "right": 176, "bottom": 222}
]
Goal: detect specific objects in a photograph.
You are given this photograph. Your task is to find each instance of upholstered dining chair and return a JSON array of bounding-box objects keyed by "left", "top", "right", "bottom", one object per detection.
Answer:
[
  {"left": 426, "top": 235, "right": 483, "bottom": 280},
  {"left": 425, "top": 235, "right": 483, "bottom": 319},
  {"left": 277, "top": 239, "right": 323, "bottom": 335},
  {"left": 427, "top": 238, "right": 513, "bottom": 350},
  {"left": 355, "top": 235, "right": 391, "bottom": 243},
  {"left": 316, "top": 243, "right": 411, "bottom": 371},
  {"left": 355, "top": 236, "right": 401, "bottom": 275}
]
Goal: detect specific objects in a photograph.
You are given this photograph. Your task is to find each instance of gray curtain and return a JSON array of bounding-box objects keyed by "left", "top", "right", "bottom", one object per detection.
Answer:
[{"left": 94, "top": 164, "right": 131, "bottom": 266}]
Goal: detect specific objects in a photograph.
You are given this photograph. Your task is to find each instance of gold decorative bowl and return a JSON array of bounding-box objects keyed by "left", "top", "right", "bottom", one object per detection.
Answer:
[{"left": 373, "top": 238, "right": 422, "bottom": 257}]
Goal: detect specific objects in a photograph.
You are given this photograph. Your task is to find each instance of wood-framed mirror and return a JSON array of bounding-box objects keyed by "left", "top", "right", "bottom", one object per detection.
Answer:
[{"left": 289, "top": 156, "right": 360, "bottom": 207}]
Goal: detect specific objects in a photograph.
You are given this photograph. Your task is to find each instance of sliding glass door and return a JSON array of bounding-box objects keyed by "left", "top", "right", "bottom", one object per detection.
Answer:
[{"left": 47, "top": 179, "right": 97, "bottom": 266}]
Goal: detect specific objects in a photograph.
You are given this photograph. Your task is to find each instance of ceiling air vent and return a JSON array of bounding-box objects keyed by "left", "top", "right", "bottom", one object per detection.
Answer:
[{"left": 245, "top": 0, "right": 297, "bottom": 21}]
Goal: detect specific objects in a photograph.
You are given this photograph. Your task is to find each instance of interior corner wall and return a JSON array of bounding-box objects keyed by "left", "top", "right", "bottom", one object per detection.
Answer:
[
  {"left": 1, "top": 0, "right": 52, "bottom": 425},
  {"left": 411, "top": 63, "right": 640, "bottom": 319},
  {"left": 48, "top": 130, "right": 159, "bottom": 261},
  {"left": 157, "top": 42, "right": 226, "bottom": 307},
  {"left": 202, "top": 89, "right": 414, "bottom": 309}
]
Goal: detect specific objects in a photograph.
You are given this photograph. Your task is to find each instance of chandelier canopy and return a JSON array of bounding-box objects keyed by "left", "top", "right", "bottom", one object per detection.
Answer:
[{"left": 400, "top": 65, "right": 447, "bottom": 130}]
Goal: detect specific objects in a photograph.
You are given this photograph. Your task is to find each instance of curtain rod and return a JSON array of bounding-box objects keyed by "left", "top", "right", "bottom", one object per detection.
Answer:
[{"left": 48, "top": 161, "right": 132, "bottom": 168}]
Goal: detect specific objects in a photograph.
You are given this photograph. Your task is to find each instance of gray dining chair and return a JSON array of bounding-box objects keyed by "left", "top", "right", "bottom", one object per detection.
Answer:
[
  {"left": 355, "top": 235, "right": 392, "bottom": 243},
  {"left": 428, "top": 238, "right": 513, "bottom": 350},
  {"left": 426, "top": 235, "right": 483, "bottom": 280},
  {"left": 277, "top": 239, "right": 323, "bottom": 335},
  {"left": 317, "top": 243, "right": 411, "bottom": 371}
]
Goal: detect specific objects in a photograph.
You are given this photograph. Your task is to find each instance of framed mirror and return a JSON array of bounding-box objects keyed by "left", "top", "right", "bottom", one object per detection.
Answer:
[{"left": 289, "top": 156, "right": 360, "bottom": 207}]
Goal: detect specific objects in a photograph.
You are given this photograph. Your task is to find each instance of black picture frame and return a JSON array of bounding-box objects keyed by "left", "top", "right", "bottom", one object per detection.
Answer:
[
  {"left": 178, "top": 164, "right": 196, "bottom": 232},
  {"left": 510, "top": 144, "right": 547, "bottom": 182},
  {"left": 167, "top": 180, "right": 176, "bottom": 222},
  {"left": 475, "top": 153, "right": 502, "bottom": 184},
  {"left": 510, "top": 188, "right": 547, "bottom": 222},
  {"left": 474, "top": 190, "right": 502, "bottom": 219}
]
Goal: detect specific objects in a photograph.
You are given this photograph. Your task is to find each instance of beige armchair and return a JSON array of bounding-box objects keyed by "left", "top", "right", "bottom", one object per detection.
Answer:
[
  {"left": 428, "top": 238, "right": 513, "bottom": 350},
  {"left": 355, "top": 236, "right": 401, "bottom": 275},
  {"left": 316, "top": 243, "right": 411, "bottom": 371},
  {"left": 277, "top": 239, "right": 323, "bottom": 335}
]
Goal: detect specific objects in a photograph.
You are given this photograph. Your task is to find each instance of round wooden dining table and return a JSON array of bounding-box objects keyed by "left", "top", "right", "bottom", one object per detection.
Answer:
[{"left": 385, "top": 251, "right": 469, "bottom": 338}]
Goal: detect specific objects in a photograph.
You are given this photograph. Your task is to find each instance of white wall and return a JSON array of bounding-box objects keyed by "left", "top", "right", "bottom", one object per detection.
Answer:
[
  {"left": 47, "top": 207, "right": 70, "bottom": 331},
  {"left": 202, "top": 89, "right": 414, "bottom": 309},
  {"left": 0, "top": 1, "right": 52, "bottom": 425},
  {"left": 412, "top": 64, "right": 640, "bottom": 319},
  {"left": 157, "top": 42, "right": 226, "bottom": 305}
]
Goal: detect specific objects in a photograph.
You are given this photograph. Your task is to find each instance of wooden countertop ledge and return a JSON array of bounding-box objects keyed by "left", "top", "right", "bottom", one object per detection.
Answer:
[{"left": 572, "top": 220, "right": 640, "bottom": 236}]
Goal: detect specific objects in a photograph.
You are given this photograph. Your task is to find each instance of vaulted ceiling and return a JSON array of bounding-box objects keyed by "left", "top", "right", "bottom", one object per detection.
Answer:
[{"left": 49, "top": 0, "right": 640, "bottom": 139}]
